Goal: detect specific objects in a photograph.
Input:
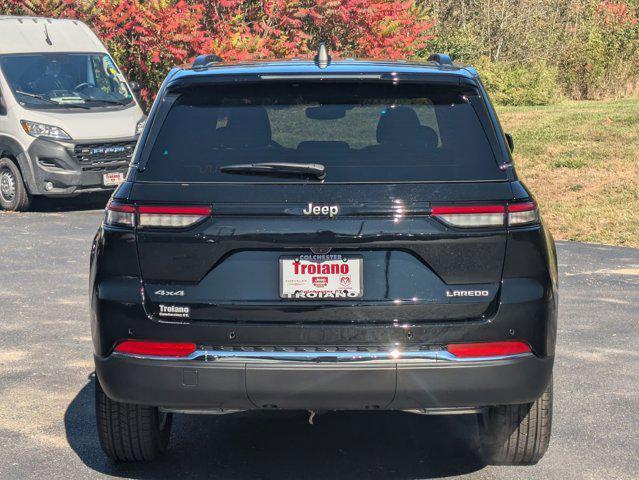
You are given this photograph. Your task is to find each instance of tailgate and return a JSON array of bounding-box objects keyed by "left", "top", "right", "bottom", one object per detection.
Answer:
[{"left": 133, "top": 182, "right": 512, "bottom": 323}]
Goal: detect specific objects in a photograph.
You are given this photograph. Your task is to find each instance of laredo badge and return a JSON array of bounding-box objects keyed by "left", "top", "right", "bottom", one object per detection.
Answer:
[{"left": 158, "top": 304, "right": 190, "bottom": 318}]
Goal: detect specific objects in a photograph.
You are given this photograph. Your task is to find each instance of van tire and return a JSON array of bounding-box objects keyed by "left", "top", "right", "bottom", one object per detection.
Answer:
[
  {"left": 95, "top": 378, "right": 172, "bottom": 462},
  {"left": 479, "top": 376, "right": 552, "bottom": 465},
  {"left": 0, "top": 158, "right": 31, "bottom": 211}
]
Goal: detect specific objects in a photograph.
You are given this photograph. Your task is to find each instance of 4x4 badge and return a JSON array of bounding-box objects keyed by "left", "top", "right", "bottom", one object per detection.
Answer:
[{"left": 154, "top": 290, "right": 185, "bottom": 296}]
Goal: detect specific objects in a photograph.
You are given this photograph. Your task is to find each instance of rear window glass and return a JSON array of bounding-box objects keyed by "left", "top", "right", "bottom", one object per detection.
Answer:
[{"left": 138, "top": 82, "right": 506, "bottom": 183}]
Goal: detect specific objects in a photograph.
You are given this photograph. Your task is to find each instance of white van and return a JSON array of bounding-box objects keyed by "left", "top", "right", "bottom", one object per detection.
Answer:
[{"left": 0, "top": 16, "right": 146, "bottom": 211}]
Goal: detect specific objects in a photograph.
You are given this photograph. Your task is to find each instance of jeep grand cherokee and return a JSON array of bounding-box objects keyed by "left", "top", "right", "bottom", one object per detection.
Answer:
[{"left": 90, "top": 49, "right": 557, "bottom": 464}]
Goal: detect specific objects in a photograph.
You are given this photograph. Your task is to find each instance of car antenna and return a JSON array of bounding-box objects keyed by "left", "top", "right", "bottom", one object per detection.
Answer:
[
  {"left": 314, "top": 42, "right": 331, "bottom": 69},
  {"left": 44, "top": 24, "right": 53, "bottom": 45}
]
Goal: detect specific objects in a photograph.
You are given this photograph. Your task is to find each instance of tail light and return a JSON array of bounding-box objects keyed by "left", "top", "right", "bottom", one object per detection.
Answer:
[
  {"left": 508, "top": 201, "right": 539, "bottom": 226},
  {"left": 105, "top": 202, "right": 212, "bottom": 228},
  {"left": 431, "top": 202, "right": 539, "bottom": 228},
  {"left": 105, "top": 203, "right": 135, "bottom": 227},
  {"left": 431, "top": 205, "right": 505, "bottom": 228},
  {"left": 138, "top": 205, "right": 212, "bottom": 228},
  {"left": 114, "top": 340, "right": 196, "bottom": 357},
  {"left": 447, "top": 341, "right": 531, "bottom": 358}
]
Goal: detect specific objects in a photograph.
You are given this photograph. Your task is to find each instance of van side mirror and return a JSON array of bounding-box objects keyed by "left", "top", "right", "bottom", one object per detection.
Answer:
[
  {"left": 505, "top": 133, "right": 514, "bottom": 152},
  {"left": 0, "top": 93, "right": 6, "bottom": 115},
  {"left": 129, "top": 82, "right": 141, "bottom": 102}
]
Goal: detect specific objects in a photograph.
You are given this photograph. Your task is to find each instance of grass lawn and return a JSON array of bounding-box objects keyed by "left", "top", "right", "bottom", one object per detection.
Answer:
[{"left": 497, "top": 98, "right": 639, "bottom": 248}]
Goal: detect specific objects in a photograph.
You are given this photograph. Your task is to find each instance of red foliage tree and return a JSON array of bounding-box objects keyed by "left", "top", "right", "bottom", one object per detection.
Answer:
[
  {"left": 0, "top": 0, "right": 434, "bottom": 106},
  {"left": 200, "top": 0, "right": 433, "bottom": 59},
  {"left": 0, "top": 0, "right": 73, "bottom": 17},
  {"left": 86, "top": 0, "right": 211, "bottom": 104},
  {"left": 596, "top": 1, "right": 639, "bottom": 27}
]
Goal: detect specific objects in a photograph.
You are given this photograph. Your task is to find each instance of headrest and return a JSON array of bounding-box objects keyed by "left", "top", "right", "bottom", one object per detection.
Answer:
[
  {"left": 376, "top": 106, "right": 423, "bottom": 145},
  {"left": 218, "top": 106, "right": 272, "bottom": 148}
]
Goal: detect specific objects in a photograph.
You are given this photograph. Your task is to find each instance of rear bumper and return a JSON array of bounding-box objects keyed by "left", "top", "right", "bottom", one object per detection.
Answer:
[{"left": 95, "top": 349, "right": 553, "bottom": 411}]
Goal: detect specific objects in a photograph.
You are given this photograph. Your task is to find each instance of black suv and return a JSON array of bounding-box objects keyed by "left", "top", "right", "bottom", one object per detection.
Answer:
[{"left": 90, "top": 50, "right": 557, "bottom": 465}]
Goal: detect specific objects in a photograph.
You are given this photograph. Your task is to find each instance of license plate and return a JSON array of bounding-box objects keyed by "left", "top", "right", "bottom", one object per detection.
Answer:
[
  {"left": 280, "top": 255, "right": 363, "bottom": 299},
  {"left": 102, "top": 172, "right": 124, "bottom": 186}
]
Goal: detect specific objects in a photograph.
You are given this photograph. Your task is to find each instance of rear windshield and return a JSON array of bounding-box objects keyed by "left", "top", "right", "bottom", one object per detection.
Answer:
[{"left": 138, "top": 82, "right": 506, "bottom": 183}]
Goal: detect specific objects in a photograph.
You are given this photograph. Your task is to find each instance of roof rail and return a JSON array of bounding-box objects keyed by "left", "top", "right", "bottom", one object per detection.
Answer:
[
  {"left": 428, "top": 53, "right": 453, "bottom": 66},
  {"left": 192, "top": 54, "right": 223, "bottom": 69}
]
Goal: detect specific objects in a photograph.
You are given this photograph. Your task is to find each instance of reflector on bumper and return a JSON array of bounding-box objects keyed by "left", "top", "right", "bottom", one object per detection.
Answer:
[
  {"left": 446, "top": 341, "right": 531, "bottom": 358},
  {"left": 114, "top": 340, "right": 196, "bottom": 357}
]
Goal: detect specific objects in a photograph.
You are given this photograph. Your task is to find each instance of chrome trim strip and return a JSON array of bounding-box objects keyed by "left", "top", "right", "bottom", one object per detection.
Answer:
[
  {"left": 259, "top": 74, "right": 382, "bottom": 80},
  {"left": 159, "top": 408, "right": 245, "bottom": 415},
  {"left": 112, "top": 349, "right": 533, "bottom": 364},
  {"left": 158, "top": 407, "right": 488, "bottom": 416},
  {"left": 404, "top": 407, "right": 487, "bottom": 415}
]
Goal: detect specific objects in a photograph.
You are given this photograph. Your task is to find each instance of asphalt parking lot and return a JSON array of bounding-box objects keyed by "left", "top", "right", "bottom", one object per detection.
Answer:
[{"left": 0, "top": 196, "right": 638, "bottom": 479}]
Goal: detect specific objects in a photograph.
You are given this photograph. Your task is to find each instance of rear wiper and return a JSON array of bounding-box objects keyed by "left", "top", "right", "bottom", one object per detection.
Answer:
[
  {"left": 15, "top": 90, "right": 89, "bottom": 109},
  {"left": 220, "top": 162, "right": 326, "bottom": 179}
]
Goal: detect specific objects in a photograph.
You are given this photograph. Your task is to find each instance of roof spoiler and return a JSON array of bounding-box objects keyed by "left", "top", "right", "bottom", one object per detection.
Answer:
[
  {"left": 428, "top": 53, "right": 453, "bottom": 66},
  {"left": 192, "top": 54, "right": 223, "bottom": 69}
]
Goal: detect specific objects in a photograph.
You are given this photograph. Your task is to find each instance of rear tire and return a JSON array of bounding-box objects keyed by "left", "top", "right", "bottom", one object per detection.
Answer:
[
  {"left": 479, "top": 376, "right": 553, "bottom": 465},
  {"left": 95, "top": 378, "right": 172, "bottom": 462},
  {"left": 0, "top": 158, "right": 31, "bottom": 211}
]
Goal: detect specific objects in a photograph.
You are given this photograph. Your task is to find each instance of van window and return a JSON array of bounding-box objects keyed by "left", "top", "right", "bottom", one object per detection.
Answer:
[
  {"left": 0, "top": 53, "right": 133, "bottom": 109},
  {"left": 138, "top": 82, "right": 507, "bottom": 183}
]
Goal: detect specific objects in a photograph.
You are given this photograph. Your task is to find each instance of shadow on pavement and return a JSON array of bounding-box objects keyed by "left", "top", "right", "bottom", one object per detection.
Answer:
[
  {"left": 28, "top": 192, "right": 112, "bottom": 212},
  {"left": 65, "top": 374, "right": 486, "bottom": 479}
]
